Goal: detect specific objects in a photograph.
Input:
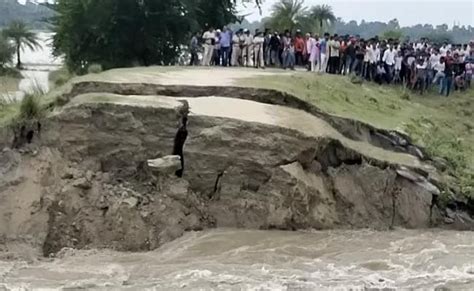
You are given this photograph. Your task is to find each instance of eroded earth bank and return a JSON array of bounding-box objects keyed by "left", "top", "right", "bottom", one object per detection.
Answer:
[{"left": 0, "top": 69, "right": 472, "bottom": 258}]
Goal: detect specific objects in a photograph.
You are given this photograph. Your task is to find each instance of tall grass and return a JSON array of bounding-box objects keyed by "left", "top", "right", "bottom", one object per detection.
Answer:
[{"left": 19, "top": 93, "right": 42, "bottom": 120}]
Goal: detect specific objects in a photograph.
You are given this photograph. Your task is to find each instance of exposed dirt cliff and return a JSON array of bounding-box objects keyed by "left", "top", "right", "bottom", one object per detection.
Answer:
[{"left": 0, "top": 69, "right": 472, "bottom": 257}]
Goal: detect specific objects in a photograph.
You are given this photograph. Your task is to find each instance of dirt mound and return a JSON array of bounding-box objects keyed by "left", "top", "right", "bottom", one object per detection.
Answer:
[{"left": 0, "top": 71, "right": 472, "bottom": 256}]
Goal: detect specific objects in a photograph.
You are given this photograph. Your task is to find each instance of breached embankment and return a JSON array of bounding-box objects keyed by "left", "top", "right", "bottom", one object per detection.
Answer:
[{"left": 0, "top": 68, "right": 472, "bottom": 257}]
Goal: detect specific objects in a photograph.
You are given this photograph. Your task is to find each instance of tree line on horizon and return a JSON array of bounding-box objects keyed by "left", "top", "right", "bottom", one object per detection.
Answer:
[{"left": 232, "top": 0, "right": 473, "bottom": 44}]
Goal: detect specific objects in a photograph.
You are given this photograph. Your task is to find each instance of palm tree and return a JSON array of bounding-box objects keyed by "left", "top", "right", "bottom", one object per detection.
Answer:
[
  {"left": 267, "top": 0, "right": 306, "bottom": 33},
  {"left": 3, "top": 21, "right": 42, "bottom": 69},
  {"left": 310, "top": 4, "right": 336, "bottom": 33}
]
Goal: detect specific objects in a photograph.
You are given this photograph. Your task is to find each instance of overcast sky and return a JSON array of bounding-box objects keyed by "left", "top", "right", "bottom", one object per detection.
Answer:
[
  {"left": 21, "top": 0, "right": 473, "bottom": 27},
  {"left": 238, "top": 0, "right": 474, "bottom": 27}
]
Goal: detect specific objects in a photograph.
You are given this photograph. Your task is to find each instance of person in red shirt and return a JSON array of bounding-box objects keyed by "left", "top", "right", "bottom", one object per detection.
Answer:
[
  {"left": 294, "top": 29, "right": 306, "bottom": 67},
  {"left": 338, "top": 38, "right": 347, "bottom": 74}
]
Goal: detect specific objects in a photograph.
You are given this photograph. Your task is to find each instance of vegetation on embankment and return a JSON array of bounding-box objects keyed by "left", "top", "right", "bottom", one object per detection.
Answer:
[
  {"left": 48, "top": 66, "right": 74, "bottom": 88},
  {"left": 0, "top": 68, "right": 21, "bottom": 125},
  {"left": 243, "top": 73, "right": 474, "bottom": 201}
]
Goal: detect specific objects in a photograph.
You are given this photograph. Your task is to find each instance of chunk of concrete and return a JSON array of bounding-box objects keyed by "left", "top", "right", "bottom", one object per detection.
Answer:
[{"left": 148, "top": 155, "right": 181, "bottom": 175}]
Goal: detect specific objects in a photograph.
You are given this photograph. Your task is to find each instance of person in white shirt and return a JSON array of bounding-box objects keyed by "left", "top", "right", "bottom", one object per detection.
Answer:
[
  {"left": 393, "top": 51, "right": 403, "bottom": 83},
  {"left": 231, "top": 29, "right": 243, "bottom": 66},
  {"left": 202, "top": 27, "right": 215, "bottom": 66},
  {"left": 461, "top": 44, "right": 469, "bottom": 62},
  {"left": 415, "top": 58, "right": 428, "bottom": 94},
  {"left": 253, "top": 31, "right": 265, "bottom": 69},
  {"left": 242, "top": 29, "right": 254, "bottom": 67},
  {"left": 367, "top": 43, "right": 377, "bottom": 80},
  {"left": 432, "top": 57, "right": 446, "bottom": 86},
  {"left": 363, "top": 43, "right": 370, "bottom": 79},
  {"left": 428, "top": 50, "right": 440, "bottom": 87},
  {"left": 429, "top": 51, "right": 440, "bottom": 68},
  {"left": 305, "top": 33, "right": 317, "bottom": 72},
  {"left": 439, "top": 43, "right": 448, "bottom": 57},
  {"left": 374, "top": 44, "right": 381, "bottom": 64},
  {"left": 382, "top": 44, "right": 396, "bottom": 82}
]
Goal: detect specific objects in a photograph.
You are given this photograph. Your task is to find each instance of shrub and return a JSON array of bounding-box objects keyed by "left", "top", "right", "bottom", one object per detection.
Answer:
[
  {"left": 19, "top": 93, "right": 42, "bottom": 120},
  {"left": 49, "top": 66, "right": 74, "bottom": 87},
  {"left": 87, "top": 63, "right": 103, "bottom": 74}
]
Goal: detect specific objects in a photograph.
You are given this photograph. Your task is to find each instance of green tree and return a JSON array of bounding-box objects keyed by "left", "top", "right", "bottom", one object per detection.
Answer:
[
  {"left": 191, "top": 0, "right": 238, "bottom": 29},
  {"left": 382, "top": 29, "right": 403, "bottom": 41},
  {"left": 0, "top": 34, "right": 15, "bottom": 69},
  {"left": 2, "top": 20, "right": 41, "bottom": 69},
  {"left": 423, "top": 32, "right": 453, "bottom": 45},
  {"left": 310, "top": 4, "right": 336, "bottom": 34},
  {"left": 52, "top": 0, "right": 251, "bottom": 73},
  {"left": 266, "top": 0, "right": 306, "bottom": 33},
  {"left": 52, "top": 0, "right": 198, "bottom": 72}
]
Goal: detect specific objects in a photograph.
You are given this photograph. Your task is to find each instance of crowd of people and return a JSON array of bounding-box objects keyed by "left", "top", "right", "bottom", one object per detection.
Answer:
[{"left": 190, "top": 26, "right": 474, "bottom": 96}]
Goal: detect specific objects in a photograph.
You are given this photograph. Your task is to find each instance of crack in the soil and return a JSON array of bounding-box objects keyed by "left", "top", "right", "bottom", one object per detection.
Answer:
[{"left": 60, "top": 81, "right": 429, "bottom": 161}]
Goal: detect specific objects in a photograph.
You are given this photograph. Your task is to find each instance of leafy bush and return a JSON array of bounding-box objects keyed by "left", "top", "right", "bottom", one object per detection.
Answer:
[
  {"left": 19, "top": 93, "right": 42, "bottom": 120},
  {"left": 382, "top": 29, "right": 403, "bottom": 41},
  {"left": 87, "top": 63, "right": 103, "bottom": 74},
  {"left": 49, "top": 66, "right": 73, "bottom": 87}
]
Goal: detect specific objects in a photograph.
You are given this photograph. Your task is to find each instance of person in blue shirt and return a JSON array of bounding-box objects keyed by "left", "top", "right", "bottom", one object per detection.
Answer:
[
  {"left": 189, "top": 31, "right": 200, "bottom": 66},
  {"left": 220, "top": 26, "right": 232, "bottom": 67},
  {"left": 319, "top": 33, "right": 330, "bottom": 73}
]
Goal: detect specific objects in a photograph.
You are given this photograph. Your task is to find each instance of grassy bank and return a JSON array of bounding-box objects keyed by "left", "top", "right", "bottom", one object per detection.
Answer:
[{"left": 244, "top": 73, "right": 474, "bottom": 200}]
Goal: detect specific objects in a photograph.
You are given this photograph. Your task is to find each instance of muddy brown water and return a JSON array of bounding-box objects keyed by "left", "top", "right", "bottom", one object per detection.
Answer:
[{"left": 0, "top": 229, "right": 473, "bottom": 290}]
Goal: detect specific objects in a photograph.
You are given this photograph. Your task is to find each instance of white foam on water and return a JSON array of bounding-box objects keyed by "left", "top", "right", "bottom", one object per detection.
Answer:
[{"left": 0, "top": 229, "right": 473, "bottom": 290}]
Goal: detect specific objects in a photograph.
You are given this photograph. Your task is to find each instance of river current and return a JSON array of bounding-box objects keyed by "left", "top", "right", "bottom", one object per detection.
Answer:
[{"left": 0, "top": 229, "right": 473, "bottom": 290}]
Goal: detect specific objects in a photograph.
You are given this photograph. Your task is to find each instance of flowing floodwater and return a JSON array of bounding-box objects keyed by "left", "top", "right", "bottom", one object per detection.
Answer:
[{"left": 0, "top": 229, "right": 473, "bottom": 290}]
